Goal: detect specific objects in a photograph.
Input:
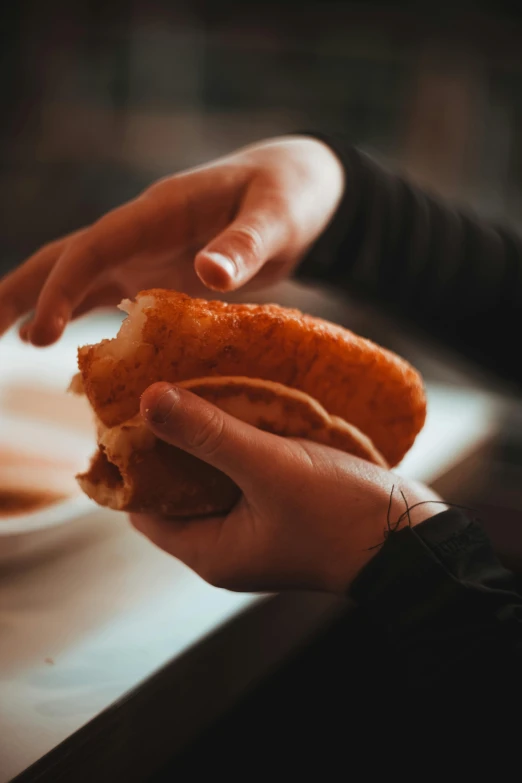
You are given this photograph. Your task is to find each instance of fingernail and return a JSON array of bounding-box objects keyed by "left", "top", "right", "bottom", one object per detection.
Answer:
[
  {"left": 149, "top": 387, "right": 179, "bottom": 424},
  {"left": 204, "top": 252, "right": 237, "bottom": 280}
]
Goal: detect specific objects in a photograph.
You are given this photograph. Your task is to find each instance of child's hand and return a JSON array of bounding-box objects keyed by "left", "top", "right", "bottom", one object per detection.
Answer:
[
  {"left": 0, "top": 136, "right": 344, "bottom": 346},
  {"left": 131, "top": 382, "right": 444, "bottom": 594}
]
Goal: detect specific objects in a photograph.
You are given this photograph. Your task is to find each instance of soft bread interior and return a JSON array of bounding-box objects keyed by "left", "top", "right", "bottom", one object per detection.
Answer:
[
  {"left": 77, "top": 411, "right": 157, "bottom": 510},
  {"left": 68, "top": 296, "right": 154, "bottom": 397},
  {"left": 109, "top": 296, "right": 155, "bottom": 358}
]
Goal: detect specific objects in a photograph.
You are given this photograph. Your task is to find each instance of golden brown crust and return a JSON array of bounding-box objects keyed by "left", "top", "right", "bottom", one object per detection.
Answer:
[
  {"left": 77, "top": 376, "right": 389, "bottom": 516},
  {"left": 78, "top": 290, "right": 426, "bottom": 467}
]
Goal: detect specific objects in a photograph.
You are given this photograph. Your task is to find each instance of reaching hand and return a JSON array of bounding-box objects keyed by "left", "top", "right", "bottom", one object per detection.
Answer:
[{"left": 0, "top": 136, "right": 344, "bottom": 346}]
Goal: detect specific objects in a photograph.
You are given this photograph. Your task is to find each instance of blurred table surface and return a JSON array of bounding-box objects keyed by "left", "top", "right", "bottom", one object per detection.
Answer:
[{"left": 0, "top": 308, "right": 507, "bottom": 782}]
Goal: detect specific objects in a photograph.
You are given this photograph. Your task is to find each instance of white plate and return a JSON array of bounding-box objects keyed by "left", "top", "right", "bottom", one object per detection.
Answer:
[{"left": 0, "top": 413, "right": 97, "bottom": 537}]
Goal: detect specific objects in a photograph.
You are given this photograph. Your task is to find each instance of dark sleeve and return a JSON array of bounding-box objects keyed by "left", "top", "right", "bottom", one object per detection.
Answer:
[
  {"left": 350, "top": 508, "right": 522, "bottom": 692},
  {"left": 295, "top": 134, "right": 522, "bottom": 388}
]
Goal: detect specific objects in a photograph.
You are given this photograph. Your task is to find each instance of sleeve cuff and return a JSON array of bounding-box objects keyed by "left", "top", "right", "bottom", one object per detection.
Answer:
[{"left": 350, "top": 508, "right": 503, "bottom": 627}]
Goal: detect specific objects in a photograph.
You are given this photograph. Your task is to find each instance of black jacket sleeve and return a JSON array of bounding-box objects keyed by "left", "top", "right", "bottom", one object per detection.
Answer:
[
  {"left": 296, "top": 134, "right": 522, "bottom": 389},
  {"left": 292, "top": 135, "right": 522, "bottom": 692},
  {"left": 350, "top": 508, "right": 522, "bottom": 691}
]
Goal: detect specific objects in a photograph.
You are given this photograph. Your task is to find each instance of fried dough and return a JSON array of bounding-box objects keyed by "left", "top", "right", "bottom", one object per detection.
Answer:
[
  {"left": 77, "top": 376, "right": 388, "bottom": 516},
  {"left": 77, "top": 290, "right": 426, "bottom": 465},
  {"left": 73, "top": 290, "right": 426, "bottom": 516}
]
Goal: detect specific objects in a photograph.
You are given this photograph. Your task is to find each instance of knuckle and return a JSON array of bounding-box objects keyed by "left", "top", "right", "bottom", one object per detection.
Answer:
[
  {"left": 62, "top": 230, "right": 104, "bottom": 276},
  {"left": 36, "top": 231, "right": 78, "bottom": 262},
  {"left": 79, "top": 239, "right": 105, "bottom": 273},
  {"left": 294, "top": 439, "right": 318, "bottom": 471},
  {"left": 228, "top": 224, "right": 263, "bottom": 260},
  {"left": 188, "top": 407, "right": 227, "bottom": 458},
  {"left": 284, "top": 439, "right": 322, "bottom": 491},
  {"left": 49, "top": 276, "right": 76, "bottom": 303}
]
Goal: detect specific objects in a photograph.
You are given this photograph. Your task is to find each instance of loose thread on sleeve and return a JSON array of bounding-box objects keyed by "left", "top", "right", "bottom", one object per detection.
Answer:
[{"left": 366, "top": 486, "right": 479, "bottom": 551}]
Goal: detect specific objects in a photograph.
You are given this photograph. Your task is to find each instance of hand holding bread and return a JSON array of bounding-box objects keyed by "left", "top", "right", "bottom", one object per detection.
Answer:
[
  {"left": 0, "top": 136, "right": 443, "bottom": 594},
  {"left": 72, "top": 290, "right": 426, "bottom": 518}
]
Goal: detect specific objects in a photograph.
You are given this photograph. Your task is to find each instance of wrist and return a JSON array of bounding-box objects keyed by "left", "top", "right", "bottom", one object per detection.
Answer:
[{"left": 323, "top": 478, "right": 447, "bottom": 595}]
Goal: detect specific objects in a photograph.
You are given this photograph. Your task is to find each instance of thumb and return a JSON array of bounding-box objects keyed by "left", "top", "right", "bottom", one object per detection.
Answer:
[
  {"left": 140, "top": 382, "right": 289, "bottom": 488},
  {"left": 194, "top": 184, "right": 291, "bottom": 292}
]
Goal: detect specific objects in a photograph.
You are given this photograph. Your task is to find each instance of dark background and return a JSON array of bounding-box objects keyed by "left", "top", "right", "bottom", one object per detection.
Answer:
[
  {"left": 2, "top": 1, "right": 522, "bottom": 274},
  {"left": 3, "top": 4, "right": 522, "bottom": 777}
]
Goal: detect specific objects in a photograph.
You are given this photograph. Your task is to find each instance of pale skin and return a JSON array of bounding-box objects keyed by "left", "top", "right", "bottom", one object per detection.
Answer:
[{"left": 0, "top": 136, "right": 445, "bottom": 594}]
